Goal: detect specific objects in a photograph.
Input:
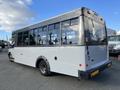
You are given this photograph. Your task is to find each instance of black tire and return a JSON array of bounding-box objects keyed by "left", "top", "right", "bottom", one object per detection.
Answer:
[
  {"left": 8, "top": 52, "right": 14, "bottom": 62},
  {"left": 38, "top": 60, "right": 51, "bottom": 76},
  {"left": 2, "top": 45, "right": 5, "bottom": 49}
]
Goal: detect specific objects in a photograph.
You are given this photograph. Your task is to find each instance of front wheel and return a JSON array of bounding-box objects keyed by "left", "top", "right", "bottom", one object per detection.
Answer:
[
  {"left": 8, "top": 52, "right": 14, "bottom": 62},
  {"left": 38, "top": 60, "right": 51, "bottom": 76}
]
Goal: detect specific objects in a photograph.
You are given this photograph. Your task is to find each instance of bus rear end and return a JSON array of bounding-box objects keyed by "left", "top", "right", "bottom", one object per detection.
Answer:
[{"left": 79, "top": 8, "right": 112, "bottom": 78}]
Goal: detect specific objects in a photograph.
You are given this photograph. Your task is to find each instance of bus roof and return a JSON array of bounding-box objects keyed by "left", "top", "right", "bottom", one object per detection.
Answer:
[{"left": 13, "top": 7, "right": 105, "bottom": 34}]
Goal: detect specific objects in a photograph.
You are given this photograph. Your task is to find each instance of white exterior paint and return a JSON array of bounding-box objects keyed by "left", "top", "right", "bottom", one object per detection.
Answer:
[
  {"left": 9, "top": 46, "right": 86, "bottom": 77},
  {"left": 85, "top": 46, "right": 109, "bottom": 70},
  {"left": 9, "top": 7, "right": 110, "bottom": 78},
  {"left": 9, "top": 45, "right": 109, "bottom": 77}
]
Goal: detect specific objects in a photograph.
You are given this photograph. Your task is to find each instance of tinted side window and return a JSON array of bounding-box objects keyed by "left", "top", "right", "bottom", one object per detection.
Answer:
[
  {"left": 23, "top": 31, "right": 29, "bottom": 46},
  {"left": 29, "top": 30, "right": 36, "bottom": 45},
  {"left": 54, "top": 23, "right": 60, "bottom": 29},
  {"left": 34, "top": 29, "right": 38, "bottom": 45},
  {"left": 48, "top": 23, "right": 60, "bottom": 45},
  {"left": 62, "top": 27, "right": 79, "bottom": 45},
  {"left": 48, "top": 24, "right": 54, "bottom": 30},
  {"left": 61, "top": 18, "right": 79, "bottom": 45},
  {"left": 12, "top": 33, "right": 17, "bottom": 46},
  {"left": 43, "top": 26, "right": 47, "bottom": 31},
  {"left": 17, "top": 32, "right": 23, "bottom": 46},
  {"left": 70, "top": 18, "right": 79, "bottom": 26},
  {"left": 62, "top": 20, "right": 70, "bottom": 27},
  {"left": 38, "top": 27, "right": 47, "bottom": 45}
]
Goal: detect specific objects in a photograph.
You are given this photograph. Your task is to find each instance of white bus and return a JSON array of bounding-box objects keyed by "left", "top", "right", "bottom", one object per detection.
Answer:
[{"left": 8, "top": 7, "right": 112, "bottom": 79}]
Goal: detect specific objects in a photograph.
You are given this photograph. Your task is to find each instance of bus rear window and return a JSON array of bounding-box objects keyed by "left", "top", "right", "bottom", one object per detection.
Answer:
[{"left": 84, "top": 17, "right": 107, "bottom": 45}]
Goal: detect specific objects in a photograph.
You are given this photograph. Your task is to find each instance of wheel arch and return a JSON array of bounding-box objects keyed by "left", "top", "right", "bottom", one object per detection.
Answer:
[{"left": 35, "top": 56, "right": 50, "bottom": 70}]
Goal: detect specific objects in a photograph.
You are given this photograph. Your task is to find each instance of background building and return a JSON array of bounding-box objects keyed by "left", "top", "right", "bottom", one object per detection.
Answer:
[
  {"left": 107, "top": 28, "right": 116, "bottom": 36},
  {"left": 117, "top": 30, "right": 120, "bottom": 35}
]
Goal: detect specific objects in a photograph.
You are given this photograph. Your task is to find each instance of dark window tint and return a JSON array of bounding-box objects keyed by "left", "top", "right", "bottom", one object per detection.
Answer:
[
  {"left": 54, "top": 23, "right": 60, "bottom": 29},
  {"left": 61, "top": 19, "right": 79, "bottom": 45},
  {"left": 48, "top": 26, "right": 60, "bottom": 45},
  {"left": 48, "top": 31, "right": 60, "bottom": 45},
  {"left": 43, "top": 26, "right": 47, "bottom": 31},
  {"left": 62, "top": 20, "right": 70, "bottom": 27},
  {"left": 34, "top": 29, "right": 38, "bottom": 45},
  {"left": 29, "top": 30, "right": 36, "bottom": 45},
  {"left": 48, "top": 24, "right": 54, "bottom": 30},
  {"left": 62, "top": 28, "right": 79, "bottom": 45},
  {"left": 70, "top": 18, "right": 79, "bottom": 25},
  {"left": 84, "top": 17, "right": 107, "bottom": 45},
  {"left": 17, "top": 32, "right": 23, "bottom": 46},
  {"left": 38, "top": 27, "right": 47, "bottom": 45},
  {"left": 23, "top": 31, "right": 29, "bottom": 46}
]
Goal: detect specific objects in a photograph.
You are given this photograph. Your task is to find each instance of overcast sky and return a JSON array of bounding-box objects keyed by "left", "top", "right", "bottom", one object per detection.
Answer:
[{"left": 0, "top": 0, "right": 120, "bottom": 40}]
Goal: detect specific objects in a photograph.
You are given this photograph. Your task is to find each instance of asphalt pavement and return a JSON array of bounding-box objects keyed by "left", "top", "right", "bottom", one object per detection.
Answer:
[{"left": 0, "top": 49, "right": 120, "bottom": 90}]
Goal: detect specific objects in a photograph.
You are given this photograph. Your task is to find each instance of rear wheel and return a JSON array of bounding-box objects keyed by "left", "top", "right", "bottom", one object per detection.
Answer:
[{"left": 38, "top": 60, "right": 51, "bottom": 76}]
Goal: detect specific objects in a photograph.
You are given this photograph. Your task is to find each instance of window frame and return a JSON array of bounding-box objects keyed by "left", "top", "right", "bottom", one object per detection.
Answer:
[
  {"left": 61, "top": 17, "right": 80, "bottom": 45},
  {"left": 15, "top": 17, "right": 80, "bottom": 47},
  {"left": 84, "top": 16, "right": 107, "bottom": 45},
  {"left": 48, "top": 23, "right": 60, "bottom": 46},
  {"left": 70, "top": 17, "right": 79, "bottom": 26},
  {"left": 37, "top": 26, "right": 48, "bottom": 46},
  {"left": 61, "top": 20, "right": 70, "bottom": 27}
]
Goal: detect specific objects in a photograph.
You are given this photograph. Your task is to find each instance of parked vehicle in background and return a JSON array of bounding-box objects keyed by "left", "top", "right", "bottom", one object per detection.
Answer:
[
  {"left": 8, "top": 7, "right": 112, "bottom": 79},
  {"left": 0, "top": 40, "right": 9, "bottom": 49},
  {"left": 0, "top": 40, "right": 5, "bottom": 48},
  {"left": 108, "top": 35, "right": 120, "bottom": 55},
  {"left": 4, "top": 41, "right": 9, "bottom": 46}
]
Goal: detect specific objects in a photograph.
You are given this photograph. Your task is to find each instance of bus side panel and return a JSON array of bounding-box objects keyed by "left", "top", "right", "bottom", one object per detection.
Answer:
[
  {"left": 49, "top": 46, "right": 86, "bottom": 77},
  {"left": 10, "top": 46, "right": 85, "bottom": 77}
]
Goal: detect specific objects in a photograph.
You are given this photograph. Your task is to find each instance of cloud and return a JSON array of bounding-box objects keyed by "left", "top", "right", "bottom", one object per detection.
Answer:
[{"left": 0, "top": 0, "right": 34, "bottom": 32}]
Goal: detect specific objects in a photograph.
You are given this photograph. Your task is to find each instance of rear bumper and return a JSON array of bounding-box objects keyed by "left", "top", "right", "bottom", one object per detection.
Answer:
[{"left": 78, "top": 60, "right": 112, "bottom": 79}]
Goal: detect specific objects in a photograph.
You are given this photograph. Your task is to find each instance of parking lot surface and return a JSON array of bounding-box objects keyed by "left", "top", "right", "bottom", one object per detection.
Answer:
[{"left": 0, "top": 49, "right": 120, "bottom": 90}]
